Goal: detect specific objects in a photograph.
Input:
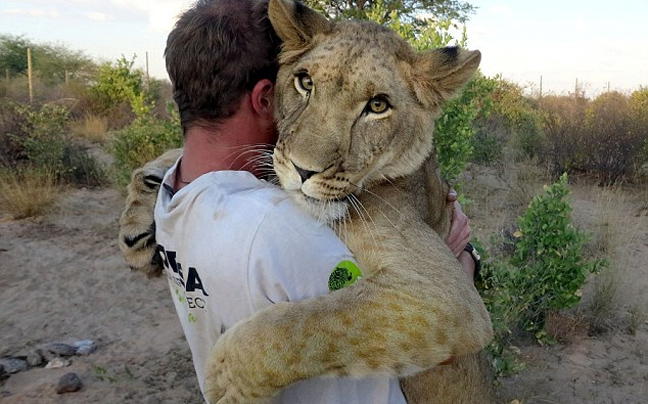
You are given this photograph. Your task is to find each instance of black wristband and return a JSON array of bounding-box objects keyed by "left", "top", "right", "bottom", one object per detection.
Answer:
[{"left": 463, "top": 243, "right": 481, "bottom": 282}]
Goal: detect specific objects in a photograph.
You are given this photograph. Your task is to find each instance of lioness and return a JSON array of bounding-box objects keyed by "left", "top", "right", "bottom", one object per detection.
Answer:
[{"left": 118, "top": 0, "right": 493, "bottom": 402}]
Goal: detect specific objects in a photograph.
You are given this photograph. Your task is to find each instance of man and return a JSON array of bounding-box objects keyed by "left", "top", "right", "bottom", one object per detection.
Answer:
[{"left": 153, "top": 0, "right": 477, "bottom": 402}]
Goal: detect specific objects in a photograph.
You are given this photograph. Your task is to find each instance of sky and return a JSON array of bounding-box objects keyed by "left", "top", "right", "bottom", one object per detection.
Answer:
[{"left": 1, "top": 0, "right": 647, "bottom": 96}]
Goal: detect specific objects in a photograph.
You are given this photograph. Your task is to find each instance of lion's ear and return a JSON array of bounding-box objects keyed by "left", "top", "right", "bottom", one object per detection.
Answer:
[
  {"left": 411, "top": 47, "right": 481, "bottom": 109},
  {"left": 268, "top": 0, "right": 332, "bottom": 52}
]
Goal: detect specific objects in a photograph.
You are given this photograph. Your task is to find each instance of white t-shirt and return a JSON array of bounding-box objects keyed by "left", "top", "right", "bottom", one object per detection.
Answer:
[{"left": 154, "top": 162, "right": 406, "bottom": 404}]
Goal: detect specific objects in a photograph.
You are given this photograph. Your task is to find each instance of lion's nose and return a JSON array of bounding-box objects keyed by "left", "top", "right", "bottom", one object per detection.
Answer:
[{"left": 292, "top": 162, "right": 318, "bottom": 183}]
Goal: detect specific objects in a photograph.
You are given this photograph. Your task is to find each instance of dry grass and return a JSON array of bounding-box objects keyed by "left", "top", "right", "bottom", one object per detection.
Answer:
[
  {"left": 544, "top": 311, "right": 588, "bottom": 343},
  {"left": 588, "top": 270, "right": 622, "bottom": 334},
  {"left": 626, "top": 303, "right": 647, "bottom": 335},
  {"left": 0, "top": 167, "right": 60, "bottom": 219},
  {"left": 583, "top": 186, "right": 643, "bottom": 334},
  {"left": 70, "top": 113, "right": 109, "bottom": 142}
]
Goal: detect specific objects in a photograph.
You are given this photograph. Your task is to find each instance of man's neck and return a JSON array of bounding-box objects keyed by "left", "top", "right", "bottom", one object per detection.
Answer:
[{"left": 175, "top": 111, "right": 274, "bottom": 190}]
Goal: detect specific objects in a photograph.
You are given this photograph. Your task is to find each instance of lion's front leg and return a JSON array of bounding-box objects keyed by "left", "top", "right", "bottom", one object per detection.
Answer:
[
  {"left": 204, "top": 214, "right": 492, "bottom": 403},
  {"left": 118, "top": 148, "right": 183, "bottom": 277},
  {"left": 204, "top": 302, "right": 312, "bottom": 404}
]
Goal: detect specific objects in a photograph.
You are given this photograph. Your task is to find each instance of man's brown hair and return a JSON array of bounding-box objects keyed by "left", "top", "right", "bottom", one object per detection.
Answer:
[{"left": 165, "top": 0, "right": 281, "bottom": 131}]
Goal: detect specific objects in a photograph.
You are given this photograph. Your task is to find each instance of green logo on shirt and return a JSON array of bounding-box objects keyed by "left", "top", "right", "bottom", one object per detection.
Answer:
[{"left": 328, "top": 260, "right": 363, "bottom": 291}]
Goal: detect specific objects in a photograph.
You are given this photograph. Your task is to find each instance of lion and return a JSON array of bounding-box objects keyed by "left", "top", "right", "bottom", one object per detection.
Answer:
[{"left": 118, "top": 0, "right": 494, "bottom": 402}]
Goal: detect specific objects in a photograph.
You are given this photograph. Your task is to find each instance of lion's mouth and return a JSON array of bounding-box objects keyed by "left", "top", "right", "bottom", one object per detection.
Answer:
[{"left": 291, "top": 192, "right": 350, "bottom": 223}]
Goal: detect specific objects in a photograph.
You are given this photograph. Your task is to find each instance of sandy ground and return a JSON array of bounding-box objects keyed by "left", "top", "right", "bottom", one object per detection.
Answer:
[
  {"left": 0, "top": 169, "right": 647, "bottom": 403},
  {"left": 0, "top": 188, "right": 202, "bottom": 404}
]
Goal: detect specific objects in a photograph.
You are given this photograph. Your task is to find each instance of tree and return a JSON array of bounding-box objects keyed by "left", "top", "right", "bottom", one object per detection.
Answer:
[
  {"left": 33, "top": 42, "right": 95, "bottom": 84},
  {"left": 0, "top": 34, "right": 32, "bottom": 76},
  {"left": 303, "top": 0, "right": 474, "bottom": 26},
  {"left": 0, "top": 34, "right": 95, "bottom": 83}
]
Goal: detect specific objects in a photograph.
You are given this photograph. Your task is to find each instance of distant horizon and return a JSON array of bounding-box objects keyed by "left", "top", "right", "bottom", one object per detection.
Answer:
[{"left": 2, "top": 0, "right": 647, "bottom": 97}]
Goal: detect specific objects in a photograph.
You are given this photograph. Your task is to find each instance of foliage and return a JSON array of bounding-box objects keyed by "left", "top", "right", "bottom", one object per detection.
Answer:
[
  {"left": 435, "top": 73, "right": 494, "bottom": 180},
  {"left": 11, "top": 104, "right": 71, "bottom": 177},
  {"left": 2, "top": 101, "right": 107, "bottom": 187},
  {"left": 536, "top": 91, "right": 648, "bottom": 183},
  {"left": 0, "top": 34, "right": 95, "bottom": 84},
  {"left": 89, "top": 56, "right": 152, "bottom": 122},
  {"left": 480, "top": 78, "right": 543, "bottom": 161},
  {"left": 111, "top": 105, "right": 182, "bottom": 187},
  {"left": 0, "top": 34, "right": 31, "bottom": 76},
  {"left": 479, "top": 174, "right": 606, "bottom": 351},
  {"left": 0, "top": 100, "right": 27, "bottom": 164},
  {"left": 303, "top": 0, "right": 475, "bottom": 27},
  {"left": 582, "top": 91, "right": 647, "bottom": 184}
]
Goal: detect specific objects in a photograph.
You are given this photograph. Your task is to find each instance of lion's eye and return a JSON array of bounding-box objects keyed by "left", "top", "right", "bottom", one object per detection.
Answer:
[
  {"left": 294, "top": 73, "right": 314, "bottom": 94},
  {"left": 366, "top": 96, "right": 391, "bottom": 114}
]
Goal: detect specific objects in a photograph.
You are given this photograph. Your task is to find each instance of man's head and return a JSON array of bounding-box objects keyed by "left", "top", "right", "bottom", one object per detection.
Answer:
[{"left": 165, "top": 0, "right": 281, "bottom": 132}]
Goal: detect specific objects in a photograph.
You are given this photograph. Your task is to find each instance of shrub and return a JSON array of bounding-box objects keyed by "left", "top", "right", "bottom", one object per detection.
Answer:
[
  {"left": 111, "top": 109, "right": 182, "bottom": 187},
  {"left": 583, "top": 91, "right": 645, "bottom": 184},
  {"left": 2, "top": 102, "right": 107, "bottom": 187},
  {"left": 62, "top": 143, "right": 108, "bottom": 187},
  {"left": 435, "top": 73, "right": 494, "bottom": 181},
  {"left": 537, "top": 95, "right": 588, "bottom": 177},
  {"left": 11, "top": 104, "right": 70, "bottom": 177},
  {"left": 479, "top": 174, "right": 606, "bottom": 351},
  {"left": 0, "top": 100, "right": 27, "bottom": 164},
  {"left": 481, "top": 79, "right": 543, "bottom": 162},
  {"left": 88, "top": 56, "right": 151, "bottom": 129}
]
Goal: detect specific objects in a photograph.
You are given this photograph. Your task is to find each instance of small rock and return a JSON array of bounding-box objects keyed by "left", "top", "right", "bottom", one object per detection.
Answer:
[
  {"left": 0, "top": 358, "right": 28, "bottom": 374},
  {"left": 165, "top": 371, "right": 177, "bottom": 384},
  {"left": 26, "top": 349, "right": 44, "bottom": 367},
  {"left": 143, "top": 395, "right": 161, "bottom": 404},
  {"left": 73, "top": 340, "right": 96, "bottom": 356},
  {"left": 45, "top": 343, "right": 76, "bottom": 357},
  {"left": 45, "top": 357, "right": 71, "bottom": 369},
  {"left": 56, "top": 372, "right": 82, "bottom": 394}
]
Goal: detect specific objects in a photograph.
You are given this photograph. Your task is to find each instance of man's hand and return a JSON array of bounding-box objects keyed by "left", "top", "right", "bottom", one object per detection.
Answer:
[
  {"left": 445, "top": 189, "right": 471, "bottom": 257},
  {"left": 445, "top": 189, "right": 475, "bottom": 279}
]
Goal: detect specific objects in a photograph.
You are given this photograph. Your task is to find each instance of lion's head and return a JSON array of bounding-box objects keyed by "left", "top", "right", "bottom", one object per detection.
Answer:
[{"left": 269, "top": 0, "right": 480, "bottom": 222}]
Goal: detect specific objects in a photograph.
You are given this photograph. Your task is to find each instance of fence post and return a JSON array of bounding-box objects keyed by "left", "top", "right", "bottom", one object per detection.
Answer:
[{"left": 27, "top": 47, "right": 33, "bottom": 103}]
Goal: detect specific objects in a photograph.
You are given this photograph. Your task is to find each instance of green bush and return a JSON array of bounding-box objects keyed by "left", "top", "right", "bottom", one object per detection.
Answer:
[
  {"left": 478, "top": 174, "right": 606, "bottom": 372},
  {"left": 88, "top": 56, "right": 152, "bottom": 128},
  {"left": 2, "top": 102, "right": 107, "bottom": 187},
  {"left": 12, "top": 104, "right": 70, "bottom": 177},
  {"left": 435, "top": 73, "right": 494, "bottom": 181},
  {"left": 111, "top": 110, "right": 182, "bottom": 187}
]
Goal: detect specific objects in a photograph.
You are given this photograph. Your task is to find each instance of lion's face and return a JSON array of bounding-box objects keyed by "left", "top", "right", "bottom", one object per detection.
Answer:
[{"left": 269, "top": 0, "right": 480, "bottom": 222}]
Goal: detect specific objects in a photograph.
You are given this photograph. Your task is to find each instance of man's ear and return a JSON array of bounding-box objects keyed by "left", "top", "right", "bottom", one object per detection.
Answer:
[
  {"left": 250, "top": 79, "right": 275, "bottom": 119},
  {"left": 268, "top": 0, "right": 332, "bottom": 56},
  {"left": 411, "top": 47, "right": 481, "bottom": 109}
]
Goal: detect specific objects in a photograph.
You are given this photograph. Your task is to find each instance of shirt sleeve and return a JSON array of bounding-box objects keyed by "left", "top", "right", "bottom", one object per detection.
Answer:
[{"left": 246, "top": 200, "right": 356, "bottom": 310}]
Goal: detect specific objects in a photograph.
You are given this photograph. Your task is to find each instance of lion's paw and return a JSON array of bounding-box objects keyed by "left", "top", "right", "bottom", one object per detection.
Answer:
[{"left": 204, "top": 329, "right": 278, "bottom": 404}]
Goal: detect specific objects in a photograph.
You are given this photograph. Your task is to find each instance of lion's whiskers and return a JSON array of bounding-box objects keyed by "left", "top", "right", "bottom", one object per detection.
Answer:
[
  {"left": 347, "top": 194, "right": 379, "bottom": 251},
  {"left": 348, "top": 181, "right": 402, "bottom": 231}
]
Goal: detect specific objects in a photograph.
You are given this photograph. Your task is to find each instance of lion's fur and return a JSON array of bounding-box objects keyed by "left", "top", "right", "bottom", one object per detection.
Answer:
[
  {"left": 117, "top": 0, "right": 494, "bottom": 402},
  {"left": 118, "top": 147, "right": 182, "bottom": 277}
]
